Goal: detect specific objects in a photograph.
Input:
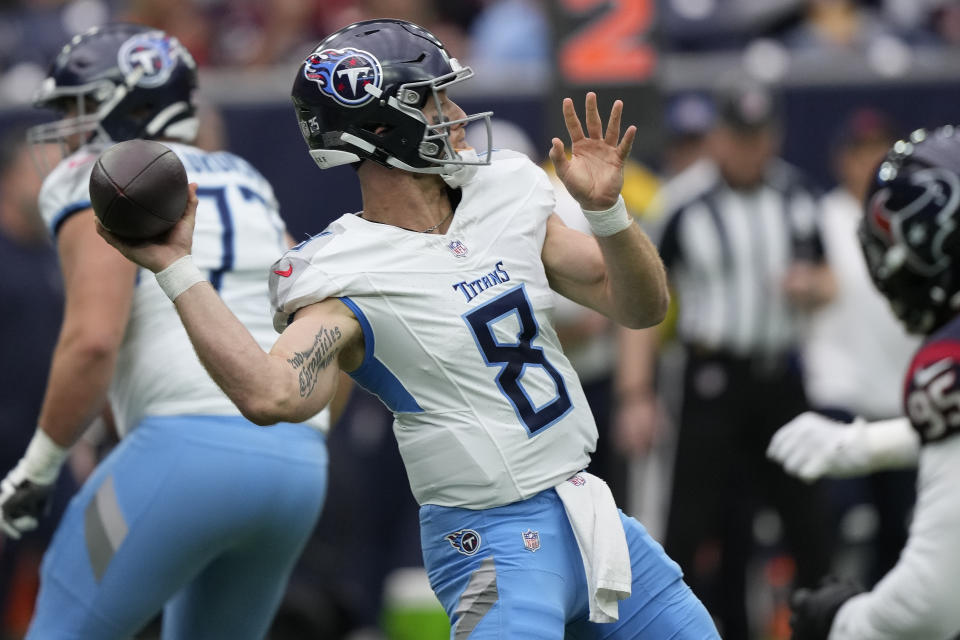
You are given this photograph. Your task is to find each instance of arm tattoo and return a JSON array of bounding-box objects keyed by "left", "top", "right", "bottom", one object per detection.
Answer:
[{"left": 287, "top": 325, "right": 343, "bottom": 398}]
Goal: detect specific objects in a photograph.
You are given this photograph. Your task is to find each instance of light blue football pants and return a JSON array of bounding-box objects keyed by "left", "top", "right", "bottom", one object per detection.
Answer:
[
  {"left": 421, "top": 489, "right": 719, "bottom": 639},
  {"left": 26, "top": 415, "right": 327, "bottom": 640}
]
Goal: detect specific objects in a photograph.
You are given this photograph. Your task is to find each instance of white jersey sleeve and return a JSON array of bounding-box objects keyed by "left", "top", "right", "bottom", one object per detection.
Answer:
[
  {"left": 269, "top": 230, "right": 345, "bottom": 332},
  {"left": 830, "top": 435, "right": 960, "bottom": 639},
  {"left": 38, "top": 146, "right": 103, "bottom": 235},
  {"left": 270, "top": 150, "right": 594, "bottom": 509}
]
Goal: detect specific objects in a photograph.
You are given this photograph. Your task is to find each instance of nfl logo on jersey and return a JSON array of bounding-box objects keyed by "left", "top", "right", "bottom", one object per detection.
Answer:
[
  {"left": 522, "top": 529, "right": 540, "bottom": 552},
  {"left": 448, "top": 240, "right": 469, "bottom": 258}
]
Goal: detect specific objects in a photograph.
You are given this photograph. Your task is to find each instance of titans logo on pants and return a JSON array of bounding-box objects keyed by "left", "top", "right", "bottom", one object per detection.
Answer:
[
  {"left": 303, "top": 48, "right": 382, "bottom": 107},
  {"left": 446, "top": 529, "right": 481, "bottom": 556}
]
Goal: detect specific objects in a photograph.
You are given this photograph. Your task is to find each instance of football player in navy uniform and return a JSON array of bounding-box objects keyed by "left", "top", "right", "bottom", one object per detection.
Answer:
[
  {"left": 0, "top": 24, "right": 330, "bottom": 639},
  {"left": 97, "top": 18, "right": 720, "bottom": 640},
  {"left": 768, "top": 126, "right": 960, "bottom": 639}
]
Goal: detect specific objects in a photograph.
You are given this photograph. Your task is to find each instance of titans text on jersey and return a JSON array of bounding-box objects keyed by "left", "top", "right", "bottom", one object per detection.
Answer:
[{"left": 452, "top": 260, "right": 511, "bottom": 303}]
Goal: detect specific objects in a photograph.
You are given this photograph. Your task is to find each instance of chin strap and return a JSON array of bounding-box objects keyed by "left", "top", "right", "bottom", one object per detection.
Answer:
[{"left": 441, "top": 148, "right": 481, "bottom": 188}]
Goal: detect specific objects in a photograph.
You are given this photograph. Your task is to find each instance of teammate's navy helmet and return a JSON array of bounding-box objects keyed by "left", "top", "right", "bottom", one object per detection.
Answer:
[
  {"left": 859, "top": 126, "right": 960, "bottom": 334},
  {"left": 27, "top": 24, "right": 198, "bottom": 154},
  {"left": 291, "top": 19, "right": 492, "bottom": 174}
]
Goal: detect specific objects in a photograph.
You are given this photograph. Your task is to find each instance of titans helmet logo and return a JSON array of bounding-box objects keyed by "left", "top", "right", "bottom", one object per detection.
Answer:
[
  {"left": 118, "top": 31, "right": 194, "bottom": 89},
  {"left": 303, "top": 48, "right": 382, "bottom": 107}
]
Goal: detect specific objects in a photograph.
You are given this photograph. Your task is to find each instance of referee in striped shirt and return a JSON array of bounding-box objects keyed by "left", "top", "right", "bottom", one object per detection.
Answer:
[{"left": 618, "top": 81, "right": 836, "bottom": 638}]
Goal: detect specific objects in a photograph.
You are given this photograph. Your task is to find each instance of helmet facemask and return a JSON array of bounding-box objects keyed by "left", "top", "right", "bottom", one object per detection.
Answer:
[
  {"left": 384, "top": 61, "right": 493, "bottom": 174},
  {"left": 26, "top": 69, "right": 143, "bottom": 173}
]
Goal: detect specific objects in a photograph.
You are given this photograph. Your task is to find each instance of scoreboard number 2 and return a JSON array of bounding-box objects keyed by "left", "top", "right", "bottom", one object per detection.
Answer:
[{"left": 559, "top": 0, "right": 657, "bottom": 84}]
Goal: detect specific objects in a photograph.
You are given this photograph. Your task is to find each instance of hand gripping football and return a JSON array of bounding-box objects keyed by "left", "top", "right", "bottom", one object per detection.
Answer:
[{"left": 89, "top": 139, "right": 188, "bottom": 240}]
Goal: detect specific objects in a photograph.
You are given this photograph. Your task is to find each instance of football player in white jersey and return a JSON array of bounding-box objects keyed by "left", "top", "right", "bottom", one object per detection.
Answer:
[
  {"left": 767, "top": 126, "right": 960, "bottom": 640},
  {"left": 98, "top": 19, "right": 719, "bottom": 639},
  {"left": 0, "top": 24, "right": 330, "bottom": 639}
]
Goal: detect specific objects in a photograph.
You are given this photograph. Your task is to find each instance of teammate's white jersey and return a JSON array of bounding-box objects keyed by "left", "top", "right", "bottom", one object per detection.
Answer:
[
  {"left": 39, "top": 141, "right": 329, "bottom": 438},
  {"left": 270, "top": 150, "right": 597, "bottom": 509}
]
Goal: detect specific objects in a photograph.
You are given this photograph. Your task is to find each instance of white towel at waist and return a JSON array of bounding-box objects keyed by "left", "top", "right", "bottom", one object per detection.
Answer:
[{"left": 554, "top": 471, "right": 632, "bottom": 623}]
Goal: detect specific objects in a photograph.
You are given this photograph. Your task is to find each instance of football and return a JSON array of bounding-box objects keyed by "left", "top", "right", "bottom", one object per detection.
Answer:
[{"left": 89, "top": 139, "right": 188, "bottom": 240}]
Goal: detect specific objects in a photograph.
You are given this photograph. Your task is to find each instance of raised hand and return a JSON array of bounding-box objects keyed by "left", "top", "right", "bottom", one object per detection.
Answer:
[{"left": 548, "top": 92, "right": 637, "bottom": 211}]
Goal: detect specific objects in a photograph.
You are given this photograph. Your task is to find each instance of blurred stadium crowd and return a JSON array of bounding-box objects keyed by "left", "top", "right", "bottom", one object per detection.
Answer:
[
  {"left": 1, "top": 0, "right": 960, "bottom": 101},
  {"left": 3, "top": 1, "right": 960, "bottom": 640}
]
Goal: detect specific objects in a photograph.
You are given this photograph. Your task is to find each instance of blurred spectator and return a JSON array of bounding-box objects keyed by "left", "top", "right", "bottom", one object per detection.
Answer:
[
  {"left": 660, "top": 0, "right": 805, "bottom": 51},
  {"left": 1, "top": 0, "right": 955, "bottom": 80},
  {"left": 615, "top": 79, "right": 836, "bottom": 639},
  {"left": 323, "top": 0, "right": 472, "bottom": 60},
  {"left": 0, "top": 1, "right": 109, "bottom": 104},
  {"left": 881, "top": 0, "right": 945, "bottom": 43},
  {"left": 0, "top": 131, "right": 73, "bottom": 640},
  {"left": 783, "top": 0, "right": 900, "bottom": 50},
  {"left": 932, "top": 1, "right": 960, "bottom": 45},
  {"left": 662, "top": 91, "right": 717, "bottom": 180},
  {"left": 467, "top": 0, "right": 548, "bottom": 72},
  {"left": 660, "top": 0, "right": 949, "bottom": 52},
  {"left": 201, "top": 0, "right": 322, "bottom": 68},
  {"left": 119, "top": 0, "right": 214, "bottom": 65},
  {"left": 804, "top": 108, "right": 916, "bottom": 421},
  {"left": 238, "top": 0, "right": 318, "bottom": 67},
  {"left": 803, "top": 107, "right": 919, "bottom": 586}
]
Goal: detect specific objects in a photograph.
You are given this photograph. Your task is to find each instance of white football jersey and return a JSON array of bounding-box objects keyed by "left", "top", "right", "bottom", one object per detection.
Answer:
[
  {"left": 39, "top": 141, "right": 329, "bottom": 438},
  {"left": 270, "top": 150, "right": 597, "bottom": 508}
]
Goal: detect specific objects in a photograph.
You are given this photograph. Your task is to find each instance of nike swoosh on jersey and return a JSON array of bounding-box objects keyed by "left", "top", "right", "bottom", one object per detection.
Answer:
[
  {"left": 274, "top": 265, "right": 293, "bottom": 277},
  {"left": 914, "top": 358, "right": 954, "bottom": 387}
]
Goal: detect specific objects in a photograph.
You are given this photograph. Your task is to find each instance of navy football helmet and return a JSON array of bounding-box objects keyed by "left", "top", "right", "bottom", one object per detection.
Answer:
[
  {"left": 27, "top": 24, "right": 198, "bottom": 160},
  {"left": 859, "top": 126, "right": 960, "bottom": 334},
  {"left": 291, "top": 19, "right": 492, "bottom": 174}
]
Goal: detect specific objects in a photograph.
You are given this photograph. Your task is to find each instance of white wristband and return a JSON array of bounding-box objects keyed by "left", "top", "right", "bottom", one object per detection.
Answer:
[
  {"left": 581, "top": 195, "right": 633, "bottom": 237},
  {"left": 18, "top": 428, "right": 69, "bottom": 485},
  {"left": 864, "top": 417, "right": 921, "bottom": 470},
  {"left": 155, "top": 255, "right": 206, "bottom": 302}
]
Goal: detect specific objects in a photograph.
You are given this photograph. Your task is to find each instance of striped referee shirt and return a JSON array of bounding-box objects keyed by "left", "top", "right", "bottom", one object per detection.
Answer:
[{"left": 658, "top": 158, "right": 824, "bottom": 357}]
